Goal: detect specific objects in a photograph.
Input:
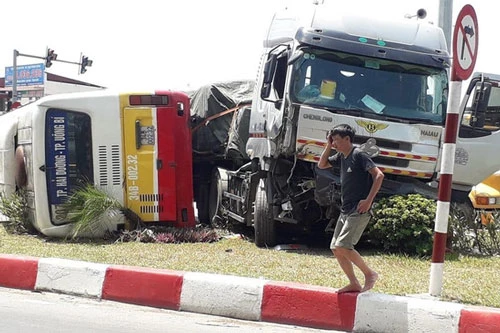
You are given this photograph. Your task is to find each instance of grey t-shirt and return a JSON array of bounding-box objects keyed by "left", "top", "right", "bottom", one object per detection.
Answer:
[{"left": 328, "top": 148, "right": 376, "bottom": 213}]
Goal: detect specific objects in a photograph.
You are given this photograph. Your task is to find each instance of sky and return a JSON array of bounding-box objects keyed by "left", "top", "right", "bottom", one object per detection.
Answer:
[{"left": 1, "top": 0, "right": 496, "bottom": 92}]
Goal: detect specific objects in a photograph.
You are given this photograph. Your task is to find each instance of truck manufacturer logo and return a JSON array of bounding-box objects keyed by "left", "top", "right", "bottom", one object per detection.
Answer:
[
  {"left": 303, "top": 114, "right": 333, "bottom": 122},
  {"left": 421, "top": 130, "right": 439, "bottom": 138},
  {"left": 355, "top": 120, "right": 388, "bottom": 134}
]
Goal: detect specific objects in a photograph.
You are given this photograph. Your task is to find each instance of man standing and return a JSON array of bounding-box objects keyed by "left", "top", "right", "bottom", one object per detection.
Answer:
[{"left": 318, "top": 124, "right": 384, "bottom": 293}]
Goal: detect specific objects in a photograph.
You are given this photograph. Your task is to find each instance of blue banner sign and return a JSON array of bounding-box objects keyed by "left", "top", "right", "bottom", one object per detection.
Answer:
[
  {"left": 4, "top": 63, "right": 45, "bottom": 86},
  {"left": 46, "top": 110, "right": 70, "bottom": 223}
]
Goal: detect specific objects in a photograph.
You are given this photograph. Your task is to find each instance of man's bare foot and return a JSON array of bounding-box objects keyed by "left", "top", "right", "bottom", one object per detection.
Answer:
[
  {"left": 361, "top": 272, "right": 378, "bottom": 292},
  {"left": 337, "top": 283, "right": 362, "bottom": 293}
]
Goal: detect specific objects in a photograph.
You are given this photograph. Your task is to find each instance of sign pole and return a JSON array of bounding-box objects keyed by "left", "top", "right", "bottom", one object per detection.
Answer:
[
  {"left": 429, "top": 80, "right": 461, "bottom": 296},
  {"left": 429, "top": 4, "right": 478, "bottom": 297},
  {"left": 12, "top": 50, "right": 18, "bottom": 102}
]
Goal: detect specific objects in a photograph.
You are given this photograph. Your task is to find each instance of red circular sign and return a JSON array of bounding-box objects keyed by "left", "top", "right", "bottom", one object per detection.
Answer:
[{"left": 452, "top": 5, "right": 479, "bottom": 81}]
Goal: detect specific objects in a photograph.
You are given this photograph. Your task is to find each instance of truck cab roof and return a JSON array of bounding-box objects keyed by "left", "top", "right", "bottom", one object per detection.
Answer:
[{"left": 266, "top": 4, "right": 449, "bottom": 59}]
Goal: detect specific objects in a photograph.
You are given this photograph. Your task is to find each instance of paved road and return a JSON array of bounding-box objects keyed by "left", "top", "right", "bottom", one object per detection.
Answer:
[{"left": 0, "top": 287, "right": 343, "bottom": 333}]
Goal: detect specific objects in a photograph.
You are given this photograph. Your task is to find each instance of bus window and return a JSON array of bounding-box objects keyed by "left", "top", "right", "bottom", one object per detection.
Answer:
[{"left": 45, "top": 109, "right": 93, "bottom": 225}]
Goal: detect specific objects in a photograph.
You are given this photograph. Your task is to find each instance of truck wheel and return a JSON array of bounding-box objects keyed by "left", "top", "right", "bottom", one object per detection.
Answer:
[
  {"left": 254, "top": 178, "right": 276, "bottom": 248},
  {"left": 208, "top": 168, "right": 227, "bottom": 224},
  {"left": 197, "top": 181, "right": 210, "bottom": 225}
]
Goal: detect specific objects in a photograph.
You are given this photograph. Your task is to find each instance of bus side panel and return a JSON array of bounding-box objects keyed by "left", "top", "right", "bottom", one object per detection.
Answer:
[
  {"left": 123, "top": 107, "right": 172, "bottom": 222},
  {"left": 155, "top": 105, "right": 177, "bottom": 222},
  {"left": 156, "top": 92, "right": 195, "bottom": 226}
]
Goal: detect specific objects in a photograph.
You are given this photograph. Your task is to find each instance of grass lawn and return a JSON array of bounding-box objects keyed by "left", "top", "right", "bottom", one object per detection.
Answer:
[{"left": 1, "top": 226, "right": 499, "bottom": 309}]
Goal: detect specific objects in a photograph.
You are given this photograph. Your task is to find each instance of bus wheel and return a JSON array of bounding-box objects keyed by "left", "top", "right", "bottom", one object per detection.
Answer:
[
  {"left": 15, "top": 146, "right": 28, "bottom": 188},
  {"left": 254, "top": 178, "right": 276, "bottom": 248}
]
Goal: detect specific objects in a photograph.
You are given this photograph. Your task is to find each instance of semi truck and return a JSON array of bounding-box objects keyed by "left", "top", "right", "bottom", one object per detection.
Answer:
[{"left": 192, "top": 3, "right": 500, "bottom": 247}]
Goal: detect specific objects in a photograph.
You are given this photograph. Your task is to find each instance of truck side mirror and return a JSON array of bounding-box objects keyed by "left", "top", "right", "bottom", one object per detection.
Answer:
[
  {"left": 471, "top": 82, "right": 492, "bottom": 128},
  {"left": 287, "top": 49, "right": 303, "bottom": 65},
  {"left": 261, "top": 54, "right": 278, "bottom": 100},
  {"left": 473, "top": 82, "right": 492, "bottom": 113}
]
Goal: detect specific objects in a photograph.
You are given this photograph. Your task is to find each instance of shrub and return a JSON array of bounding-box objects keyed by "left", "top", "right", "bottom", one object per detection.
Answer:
[
  {"left": 366, "top": 194, "right": 436, "bottom": 256},
  {"left": 449, "top": 203, "right": 500, "bottom": 256},
  {"left": 448, "top": 202, "right": 477, "bottom": 254},
  {"left": 0, "top": 190, "right": 36, "bottom": 235}
]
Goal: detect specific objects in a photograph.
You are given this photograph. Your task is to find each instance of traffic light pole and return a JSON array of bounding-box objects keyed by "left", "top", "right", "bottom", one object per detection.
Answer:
[
  {"left": 11, "top": 48, "right": 92, "bottom": 102},
  {"left": 12, "top": 49, "right": 51, "bottom": 102}
]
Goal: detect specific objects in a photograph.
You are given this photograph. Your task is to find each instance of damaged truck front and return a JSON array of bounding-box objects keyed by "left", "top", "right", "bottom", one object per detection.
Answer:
[{"left": 192, "top": 3, "right": 500, "bottom": 247}]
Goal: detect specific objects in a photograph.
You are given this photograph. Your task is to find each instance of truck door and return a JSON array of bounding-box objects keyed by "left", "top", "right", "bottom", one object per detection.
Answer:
[
  {"left": 454, "top": 73, "right": 500, "bottom": 188},
  {"left": 123, "top": 106, "right": 176, "bottom": 222}
]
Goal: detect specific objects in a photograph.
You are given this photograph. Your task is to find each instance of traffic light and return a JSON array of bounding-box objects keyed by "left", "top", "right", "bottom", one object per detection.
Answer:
[
  {"left": 80, "top": 55, "right": 93, "bottom": 74},
  {"left": 45, "top": 48, "right": 58, "bottom": 68}
]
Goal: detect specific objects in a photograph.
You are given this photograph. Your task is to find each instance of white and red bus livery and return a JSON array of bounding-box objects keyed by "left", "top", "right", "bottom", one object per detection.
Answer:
[{"left": 0, "top": 89, "right": 195, "bottom": 237}]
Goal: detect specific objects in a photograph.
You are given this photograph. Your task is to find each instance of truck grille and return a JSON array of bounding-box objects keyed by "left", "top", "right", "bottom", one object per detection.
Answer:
[
  {"left": 372, "top": 156, "right": 409, "bottom": 168},
  {"left": 354, "top": 135, "right": 412, "bottom": 152}
]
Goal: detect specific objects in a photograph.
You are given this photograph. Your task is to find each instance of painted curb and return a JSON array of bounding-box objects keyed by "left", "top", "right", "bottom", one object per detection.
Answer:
[
  {"left": 0, "top": 254, "right": 38, "bottom": 290},
  {"left": 354, "top": 292, "right": 463, "bottom": 332},
  {"left": 181, "top": 272, "right": 265, "bottom": 321},
  {"left": 102, "top": 265, "right": 184, "bottom": 310},
  {"left": 459, "top": 307, "right": 500, "bottom": 333},
  {"left": 0, "top": 254, "right": 499, "bottom": 332},
  {"left": 261, "top": 281, "right": 357, "bottom": 330},
  {"left": 35, "top": 257, "right": 108, "bottom": 298}
]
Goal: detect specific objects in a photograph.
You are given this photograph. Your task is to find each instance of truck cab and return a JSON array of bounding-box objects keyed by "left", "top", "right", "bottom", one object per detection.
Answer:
[
  {"left": 454, "top": 73, "right": 500, "bottom": 196},
  {"left": 198, "top": 4, "right": 500, "bottom": 248},
  {"left": 242, "top": 4, "right": 451, "bottom": 246}
]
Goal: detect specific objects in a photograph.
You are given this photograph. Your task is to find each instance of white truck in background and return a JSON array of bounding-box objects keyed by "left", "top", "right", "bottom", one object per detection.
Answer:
[{"left": 192, "top": 2, "right": 500, "bottom": 247}]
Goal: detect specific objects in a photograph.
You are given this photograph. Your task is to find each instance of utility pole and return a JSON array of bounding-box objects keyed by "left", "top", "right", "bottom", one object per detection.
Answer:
[{"left": 438, "top": 0, "right": 453, "bottom": 52}]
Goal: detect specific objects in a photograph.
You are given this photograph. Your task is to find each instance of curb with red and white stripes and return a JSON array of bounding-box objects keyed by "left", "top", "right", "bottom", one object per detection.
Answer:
[{"left": 1, "top": 254, "right": 499, "bottom": 332}]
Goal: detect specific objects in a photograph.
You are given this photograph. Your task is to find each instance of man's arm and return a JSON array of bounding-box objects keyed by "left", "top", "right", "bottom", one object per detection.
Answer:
[
  {"left": 318, "top": 139, "right": 333, "bottom": 169},
  {"left": 357, "top": 166, "right": 384, "bottom": 213}
]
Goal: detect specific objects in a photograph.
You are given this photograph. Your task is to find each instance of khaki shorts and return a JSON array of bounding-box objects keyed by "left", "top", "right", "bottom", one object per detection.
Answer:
[{"left": 330, "top": 212, "right": 371, "bottom": 250}]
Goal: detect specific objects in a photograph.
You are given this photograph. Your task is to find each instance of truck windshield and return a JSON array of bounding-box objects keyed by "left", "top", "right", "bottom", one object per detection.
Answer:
[{"left": 290, "top": 48, "right": 448, "bottom": 125}]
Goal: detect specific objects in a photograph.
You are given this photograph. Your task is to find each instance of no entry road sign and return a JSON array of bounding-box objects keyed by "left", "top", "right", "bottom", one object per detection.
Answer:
[{"left": 452, "top": 4, "right": 478, "bottom": 81}]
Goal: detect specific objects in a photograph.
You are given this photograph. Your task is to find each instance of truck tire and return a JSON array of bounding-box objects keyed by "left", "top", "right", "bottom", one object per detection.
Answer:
[
  {"left": 208, "top": 168, "right": 226, "bottom": 224},
  {"left": 254, "top": 178, "right": 276, "bottom": 248},
  {"left": 197, "top": 181, "right": 210, "bottom": 225}
]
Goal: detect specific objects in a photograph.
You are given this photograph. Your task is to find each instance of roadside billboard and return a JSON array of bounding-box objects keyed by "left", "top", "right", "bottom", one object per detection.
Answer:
[{"left": 4, "top": 63, "right": 45, "bottom": 86}]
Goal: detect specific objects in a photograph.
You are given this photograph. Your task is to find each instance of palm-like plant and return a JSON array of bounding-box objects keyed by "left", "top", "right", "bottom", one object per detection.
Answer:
[{"left": 63, "top": 184, "right": 127, "bottom": 239}]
